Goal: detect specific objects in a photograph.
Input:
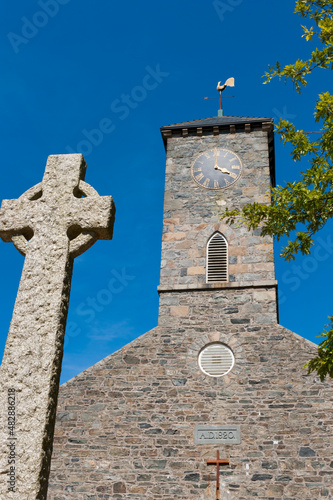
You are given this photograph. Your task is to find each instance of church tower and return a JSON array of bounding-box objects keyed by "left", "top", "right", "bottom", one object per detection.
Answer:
[
  {"left": 158, "top": 116, "right": 279, "bottom": 339},
  {"left": 48, "top": 116, "right": 332, "bottom": 500}
]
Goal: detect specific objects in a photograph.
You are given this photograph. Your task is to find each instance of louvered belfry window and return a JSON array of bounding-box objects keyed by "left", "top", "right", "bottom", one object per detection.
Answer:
[{"left": 206, "top": 232, "right": 228, "bottom": 283}]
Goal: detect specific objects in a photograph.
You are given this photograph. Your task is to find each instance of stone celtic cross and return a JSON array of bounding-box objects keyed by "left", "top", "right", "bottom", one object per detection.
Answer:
[{"left": 0, "top": 154, "right": 115, "bottom": 499}]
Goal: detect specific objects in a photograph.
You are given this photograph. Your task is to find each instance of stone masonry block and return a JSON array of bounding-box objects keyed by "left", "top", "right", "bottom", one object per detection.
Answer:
[
  {"left": 187, "top": 266, "right": 205, "bottom": 276},
  {"left": 170, "top": 306, "right": 189, "bottom": 317}
]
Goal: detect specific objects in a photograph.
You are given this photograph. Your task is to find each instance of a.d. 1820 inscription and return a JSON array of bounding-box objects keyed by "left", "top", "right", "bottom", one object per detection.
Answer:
[{"left": 194, "top": 425, "right": 241, "bottom": 445}]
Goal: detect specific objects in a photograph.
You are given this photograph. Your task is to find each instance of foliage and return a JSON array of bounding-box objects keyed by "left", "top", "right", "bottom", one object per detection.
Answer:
[
  {"left": 222, "top": 0, "right": 333, "bottom": 379},
  {"left": 306, "top": 316, "right": 333, "bottom": 381}
]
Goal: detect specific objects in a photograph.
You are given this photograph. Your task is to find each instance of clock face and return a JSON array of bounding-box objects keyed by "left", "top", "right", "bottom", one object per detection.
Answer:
[{"left": 191, "top": 148, "right": 242, "bottom": 190}]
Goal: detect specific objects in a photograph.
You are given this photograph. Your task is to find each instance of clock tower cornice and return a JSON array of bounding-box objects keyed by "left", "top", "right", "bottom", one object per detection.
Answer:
[{"left": 160, "top": 115, "right": 274, "bottom": 147}]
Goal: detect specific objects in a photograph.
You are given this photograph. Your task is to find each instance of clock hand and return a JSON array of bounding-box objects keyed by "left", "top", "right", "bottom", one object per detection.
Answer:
[
  {"left": 214, "top": 148, "right": 231, "bottom": 174},
  {"left": 215, "top": 165, "right": 231, "bottom": 175},
  {"left": 214, "top": 148, "right": 218, "bottom": 169}
]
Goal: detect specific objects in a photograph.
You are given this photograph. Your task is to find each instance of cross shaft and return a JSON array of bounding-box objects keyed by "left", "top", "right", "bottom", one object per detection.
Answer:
[{"left": 0, "top": 155, "right": 115, "bottom": 499}]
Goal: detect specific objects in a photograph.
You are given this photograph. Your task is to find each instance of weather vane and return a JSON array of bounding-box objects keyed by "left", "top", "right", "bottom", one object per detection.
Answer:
[{"left": 204, "top": 77, "right": 235, "bottom": 117}]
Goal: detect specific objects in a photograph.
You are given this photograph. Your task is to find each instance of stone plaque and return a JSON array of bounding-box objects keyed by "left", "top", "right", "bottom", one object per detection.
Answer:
[{"left": 194, "top": 425, "right": 241, "bottom": 445}]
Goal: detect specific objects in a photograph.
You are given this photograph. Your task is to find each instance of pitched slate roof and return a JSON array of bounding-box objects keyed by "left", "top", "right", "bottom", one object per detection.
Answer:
[{"left": 160, "top": 115, "right": 273, "bottom": 131}]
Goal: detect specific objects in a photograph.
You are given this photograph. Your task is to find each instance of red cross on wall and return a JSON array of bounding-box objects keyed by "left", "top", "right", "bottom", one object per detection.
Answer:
[{"left": 206, "top": 450, "right": 229, "bottom": 499}]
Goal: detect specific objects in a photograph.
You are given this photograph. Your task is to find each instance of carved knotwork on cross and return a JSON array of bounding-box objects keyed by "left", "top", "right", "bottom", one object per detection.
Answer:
[
  {"left": 207, "top": 450, "right": 229, "bottom": 499},
  {"left": 0, "top": 154, "right": 115, "bottom": 499}
]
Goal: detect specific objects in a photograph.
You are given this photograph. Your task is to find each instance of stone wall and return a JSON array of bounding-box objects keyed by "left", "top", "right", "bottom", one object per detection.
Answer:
[
  {"left": 160, "top": 130, "right": 275, "bottom": 289},
  {"left": 158, "top": 287, "right": 278, "bottom": 330},
  {"left": 48, "top": 296, "right": 333, "bottom": 499}
]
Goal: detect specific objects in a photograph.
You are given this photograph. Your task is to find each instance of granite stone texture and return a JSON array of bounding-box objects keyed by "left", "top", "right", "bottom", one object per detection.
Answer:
[{"left": 0, "top": 155, "right": 115, "bottom": 499}]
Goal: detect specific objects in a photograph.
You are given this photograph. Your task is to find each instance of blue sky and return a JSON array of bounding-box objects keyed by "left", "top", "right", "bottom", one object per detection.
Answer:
[{"left": 0, "top": 0, "right": 332, "bottom": 383}]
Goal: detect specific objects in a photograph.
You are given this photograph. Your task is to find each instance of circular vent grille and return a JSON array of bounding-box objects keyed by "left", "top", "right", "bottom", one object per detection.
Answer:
[{"left": 198, "top": 343, "right": 234, "bottom": 377}]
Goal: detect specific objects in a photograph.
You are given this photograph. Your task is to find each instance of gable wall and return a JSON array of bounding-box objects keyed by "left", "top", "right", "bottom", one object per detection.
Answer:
[{"left": 48, "top": 309, "right": 333, "bottom": 499}]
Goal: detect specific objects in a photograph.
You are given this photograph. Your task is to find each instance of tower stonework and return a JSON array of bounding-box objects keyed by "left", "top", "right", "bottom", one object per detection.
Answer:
[
  {"left": 158, "top": 117, "right": 278, "bottom": 335},
  {"left": 48, "top": 117, "right": 333, "bottom": 499},
  {"left": 159, "top": 117, "right": 275, "bottom": 290}
]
